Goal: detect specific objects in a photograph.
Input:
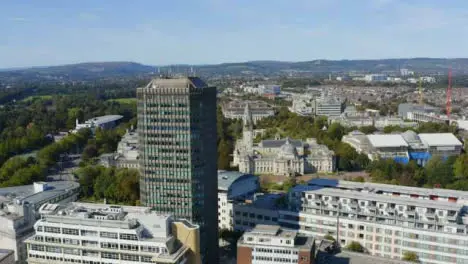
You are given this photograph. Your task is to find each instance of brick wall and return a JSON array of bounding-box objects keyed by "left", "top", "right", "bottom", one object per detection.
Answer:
[
  {"left": 298, "top": 248, "right": 314, "bottom": 264},
  {"left": 237, "top": 245, "right": 252, "bottom": 264}
]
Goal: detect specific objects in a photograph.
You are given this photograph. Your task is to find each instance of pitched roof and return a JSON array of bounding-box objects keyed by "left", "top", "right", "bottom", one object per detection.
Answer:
[{"left": 260, "top": 138, "right": 303, "bottom": 148}]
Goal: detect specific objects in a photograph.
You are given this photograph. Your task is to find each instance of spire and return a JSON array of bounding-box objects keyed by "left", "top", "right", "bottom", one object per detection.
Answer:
[{"left": 243, "top": 103, "right": 254, "bottom": 129}]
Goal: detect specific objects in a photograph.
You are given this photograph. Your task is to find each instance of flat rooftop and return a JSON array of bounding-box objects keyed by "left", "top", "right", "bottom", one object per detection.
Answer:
[
  {"left": 304, "top": 187, "right": 462, "bottom": 211},
  {"left": 242, "top": 225, "right": 314, "bottom": 249},
  {"left": 38, "top": 202, "right": 177, "bottom": 242},
  {"left": 367, "top": 134, "right": 408, "bottom": 148},
  {"left": 0, "top": 181, "right": 80, "bottom": 205},
  {"left": 418, "top": 133, "right": 462, "bottom": 147},
  {"left": 318, "top": 250, "right": 414, "bottom": 264},
  {"left": 308, "top": 178, "right": 468, "bottom": 200},
  {"left": 85, "top": 115, "right": 123, "bottom": 125}
]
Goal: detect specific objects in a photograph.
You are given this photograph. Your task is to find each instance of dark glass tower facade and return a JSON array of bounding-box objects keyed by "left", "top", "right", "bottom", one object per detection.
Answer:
[{"left": 137, "top": 77, "right": 218, "bottom": 263}]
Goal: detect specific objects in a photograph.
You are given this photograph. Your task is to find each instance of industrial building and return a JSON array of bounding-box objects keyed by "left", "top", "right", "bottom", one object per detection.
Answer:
[
  {"left": 25, "top": 203, "right": 201, "bottom": 264},
  {"left": 282, "top": 179, "right": 468, "bottom": 264},
  {"left": 217, "top": 170, "right": 259, "bottom": 230},
  {"left": 74, "top": 115, "right": 123, "bottom": 133},
  {"left": 237, "top": 225, "right": 315, "bottom": 264},
  {"left": 0, "top": 181, "right": 80, "bottom": 262},
  {"left": 137, "top": 77, "right": 218, "bottom": 263},
  {"left": 342, "top": 131, "right": 462, "bottom": 164}
]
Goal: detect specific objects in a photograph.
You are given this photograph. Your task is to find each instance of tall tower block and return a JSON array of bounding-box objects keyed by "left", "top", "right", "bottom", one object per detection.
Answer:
[{"left": 137, "top": 77, "right": 219, "bottom": 263}]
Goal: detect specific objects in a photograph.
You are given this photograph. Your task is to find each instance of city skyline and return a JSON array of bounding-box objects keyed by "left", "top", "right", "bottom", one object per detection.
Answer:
[{"left": 2, "top": 0, "right": 468, "bottom": 68}]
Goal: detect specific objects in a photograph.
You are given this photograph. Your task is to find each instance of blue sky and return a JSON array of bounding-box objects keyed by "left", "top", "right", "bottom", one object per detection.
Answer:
[{"left": 1, "top": 0, "right": 467, "bottom": 68}]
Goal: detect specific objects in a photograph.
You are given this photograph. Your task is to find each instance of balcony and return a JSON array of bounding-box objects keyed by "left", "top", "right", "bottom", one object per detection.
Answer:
[
  {"left": 425, "top": 212, "right": 436, "bottom": 218},
  {"left": 406, "top": 210, "right": 416, "bottom": 216}
]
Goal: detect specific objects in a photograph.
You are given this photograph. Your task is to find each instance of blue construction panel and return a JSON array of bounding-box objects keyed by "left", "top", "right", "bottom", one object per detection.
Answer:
[
  {"left": 409, "top": 152, "right": 431, "bottom": 160},
  {"left": 393, "top": 157, "right": 409, "bottom": 164}
]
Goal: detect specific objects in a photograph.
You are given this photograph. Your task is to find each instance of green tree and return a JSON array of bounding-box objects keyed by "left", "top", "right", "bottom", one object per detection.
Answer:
[
  {"left": 359, "top": 126, "right": 377, "bottom": 134},
  {"left": 82, "top": 144, "right": 98, "bottom": 161},
  {"left": 454, "top": 154, "right": 468, "bottom": 180},
  {"left": 402, "top": 251, "right": 419, "bottom": 262},
  {"left": 425, "top": 156, "right": 454, "bottom": 188},
  {"left": 346, "top": 241, "right": 364, "bottom": 253}
]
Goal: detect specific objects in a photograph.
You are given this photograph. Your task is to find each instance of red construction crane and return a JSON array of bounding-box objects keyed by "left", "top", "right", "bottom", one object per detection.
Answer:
[{"left": 446, "top": 68, "right": 452, "bottom": 118}]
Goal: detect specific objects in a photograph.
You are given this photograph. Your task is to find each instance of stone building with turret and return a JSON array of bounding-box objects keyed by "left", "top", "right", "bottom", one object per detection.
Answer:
[{"left": 232, "top": 104, "right": 335, "bottom": 176}]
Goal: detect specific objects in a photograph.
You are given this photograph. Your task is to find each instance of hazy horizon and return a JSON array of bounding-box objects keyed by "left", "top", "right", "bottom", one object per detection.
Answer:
[{"left": 2, "top": 0, "right": 468, "bottom": 68}]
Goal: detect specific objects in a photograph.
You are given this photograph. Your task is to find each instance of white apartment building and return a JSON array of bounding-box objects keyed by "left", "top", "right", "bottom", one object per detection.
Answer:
[
  {"left": 407, "top": 112, "right": 449, "bottom": 124},
  {"left": 222, "top": 100, "right": 275, "bottom": 124},
  {"left": 0, "top": 181, "right": 80, "bottom": 263},
  {"left": 25, "top": 202, "right": 201, "bottom": 264},
  {"left": 217, "top": 171, "right": 259, "bottom": 230},
  {"left": 313, "top": 96, "right": 344, "bottom": 117},
  {"left": 281, "top": 179, "right": 468, "bottom": 264},
  {"left": 236, "top": 225, "right": 315, "bottom": 264}
]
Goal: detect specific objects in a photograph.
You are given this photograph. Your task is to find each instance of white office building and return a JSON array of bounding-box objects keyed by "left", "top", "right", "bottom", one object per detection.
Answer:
[
  {"left": 222, "top": 100, "right": 275, "bottom": 124},
  {"left": 25, "top": 202, "right": 201, "bottom": 264},
  {"left": 281, "top": 179, "right": 468, "bottom": 264},
  {"left": 73, "top": 115, "right": 123, "bottom": 133},
  {"left": 0, "top": 181, "right": 80, "bottom": 263},
  {"left": 217, "top": 171, "right": 259, "bottom": 230},
  {"left": 236, "top": 225, "right": 315, "bottom": 264},
  {"left": 313, "top": 96, "right": 344, "bottom": 117}
]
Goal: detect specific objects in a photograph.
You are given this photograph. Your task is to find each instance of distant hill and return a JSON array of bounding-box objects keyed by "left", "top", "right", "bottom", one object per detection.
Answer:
[
  {"left": 0, "top": 62, "right": 155, "bottom": 82},
  {"left": 1, "top": 58, "right": 468, "bottom": 82}
]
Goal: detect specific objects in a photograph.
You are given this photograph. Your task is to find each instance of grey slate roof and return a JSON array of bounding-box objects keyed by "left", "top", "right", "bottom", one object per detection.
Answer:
[
  {"left": 260, "top": 137, "right": 304, "bottom": 148},
  {"left": 217, "top": 170, "right": 255, "bottom": 191}
]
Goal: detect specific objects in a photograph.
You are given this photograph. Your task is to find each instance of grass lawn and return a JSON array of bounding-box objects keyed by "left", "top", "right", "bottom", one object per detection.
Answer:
[
  {"left": 21, "top": 95, "right": 53, "bottom": 102},
  {"left": 107, "top": 98, "right": 136, "bottom": 104}
]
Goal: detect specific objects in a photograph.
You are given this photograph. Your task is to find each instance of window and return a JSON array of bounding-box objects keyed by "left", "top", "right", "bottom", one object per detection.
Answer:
[
  {"left": 120, "top": 244, "right": 138, "bottom": 251},
  {"left": 63, "top": 248, "right": 80, "bottom": 255},
  {"left": 45, "top": 237, "right": 61, "bottom": 243},
  {"left": 46, "top": 246, "right": 61, "bottom": 253},
  {"left": 122, "top": 254, "right": 140, "bottom": 262},
  {"left": 141, "top": 246, "right": 158, "bottom": 253},
  {"left": 81, "top": 230, "right": 98, "bottom": 237},
  {"left": 31, "top": 245, "right": 45, "bottom": 251},
  {"left": 101, "top": 242, "right": 118, "bottom": 249},
  {"left": 63, "top": 238, "right": 80, "bottom": 245},
  {"left": 141, "top": 256, "right": 153, "bottom": 263},
  {"left": 100, "top": 232, "right": 118, "bottom": 239},
  {"left": 102, "top": 252, "right": 119, "bottom": 260},
  {"left": 120, "top": 233, "right": 138, "bottom": 241},
  {"left": 44, "top": 226, "right": 60, "bottom": 234},
  {"left": 63, "top": 228, "right": 79, "bottom": 236}
]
